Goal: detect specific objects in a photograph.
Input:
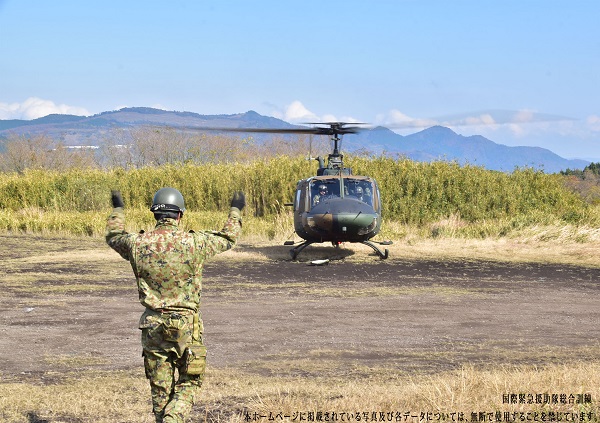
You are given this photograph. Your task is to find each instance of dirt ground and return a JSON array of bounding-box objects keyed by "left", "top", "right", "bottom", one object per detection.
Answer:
[{"left": 1, "top": 234, "right": 600, "bottom": 384}]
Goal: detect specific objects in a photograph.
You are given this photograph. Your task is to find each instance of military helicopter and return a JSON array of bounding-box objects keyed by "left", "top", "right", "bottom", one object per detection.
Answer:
[
  {"left": 283, "top": 122, "right": 392, "bottom": 260},
  {"left": 196, "top": 122, "right": 392, "bottom": 260}
]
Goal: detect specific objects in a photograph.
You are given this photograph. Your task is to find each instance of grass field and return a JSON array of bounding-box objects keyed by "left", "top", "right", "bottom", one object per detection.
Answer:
[
  {"left": 1, "top": 157, "right": 599, "bottom": 422},
  {"left": 1, "top": 364, "right": 598, "bottom": 423},
  {"left": 1, "top": 232, "right": 599, "bottom": 423}
]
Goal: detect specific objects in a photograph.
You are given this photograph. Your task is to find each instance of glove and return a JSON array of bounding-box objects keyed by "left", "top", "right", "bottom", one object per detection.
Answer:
[
  {"left": 111, "top": 190, "right": 125, "bottom": 208},
  {"left": 230, "top": 191, "right": 245, "bottom": 211}
]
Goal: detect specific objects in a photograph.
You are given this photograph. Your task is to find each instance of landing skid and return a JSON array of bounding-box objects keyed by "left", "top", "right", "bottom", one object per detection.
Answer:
[
  {"left": 289, "top": 241, "right": 314, "bottom": 260},
  {"left": 361, "top": 240, "right": 389, "bottom": 259},
  {"left": 286, "top": 240, "right": 390, "bottom": 260}
]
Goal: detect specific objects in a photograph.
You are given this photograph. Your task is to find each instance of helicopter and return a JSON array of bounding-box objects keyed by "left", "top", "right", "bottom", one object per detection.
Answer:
[
  {"left": 280, "top": 122, "right": 392, "bottom": 260},
  {"left": 140, "top": 108, "right": 572, "bottom": 259},
  {"left": 193, "top": 122, "right": 393, "bottom": 260}
]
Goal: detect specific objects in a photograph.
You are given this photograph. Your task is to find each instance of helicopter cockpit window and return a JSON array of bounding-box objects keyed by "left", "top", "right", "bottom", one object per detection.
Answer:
[
  {"left": 310, "top": 180, "right": 339, "bottom": 207},
  {"left": 295, "top": 189, "right": 302, "bottom": 211},
  {"left": 344, "top": 178, "right": 375, "bottom": 206}
]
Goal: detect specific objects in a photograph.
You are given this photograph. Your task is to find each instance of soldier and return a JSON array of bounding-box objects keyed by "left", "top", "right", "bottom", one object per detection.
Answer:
[
  {"left": 105, "top": 187, "right": 244, "bottom": 423},
  {"left": 312, "top": 184, "right": 328, "bottom": 206},
  {"left": 354, "top": 186, "right": 364, "bottom": 201}
]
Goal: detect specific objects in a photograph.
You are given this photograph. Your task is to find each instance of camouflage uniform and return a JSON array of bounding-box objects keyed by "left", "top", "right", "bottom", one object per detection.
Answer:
[{"left": 106, "top": 207, "right": 242, "bottom": 423}]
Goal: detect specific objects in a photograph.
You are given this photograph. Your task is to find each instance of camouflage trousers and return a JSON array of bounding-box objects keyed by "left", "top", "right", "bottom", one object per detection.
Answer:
[{"left": 140, "top": 308, "right": 207, "bottom": 423}]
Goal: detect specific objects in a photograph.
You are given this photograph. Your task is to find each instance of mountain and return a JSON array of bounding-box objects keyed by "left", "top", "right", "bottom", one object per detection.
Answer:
[
  {"left": 0, "top": 107, "right": 297, "bottom": 146},
  {"left": 347, "top": 126, "right": 589, "bottom": 173},
  {"left": 0, "top": 107, "right": 589, "bottom": 173}
]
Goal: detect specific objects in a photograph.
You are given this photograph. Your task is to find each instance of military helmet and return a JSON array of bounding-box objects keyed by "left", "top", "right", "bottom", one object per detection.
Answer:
[
  {"left": 355, "top": 186, "right": 363, "bottom": 195},
  {"left": 150, "top": 187, "right": 186, "bottom": 214},
  {"left": 318, "top": 184, "right": 328, "bottom": 192}
]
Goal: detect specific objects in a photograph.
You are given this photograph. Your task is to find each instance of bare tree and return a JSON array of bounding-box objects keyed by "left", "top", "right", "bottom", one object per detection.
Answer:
[
  {"left": 0, "top": 134, "right": 97, "bottom": 173},
  {"left": 126, "top": 127, "right": 330, "bottom": 166}
]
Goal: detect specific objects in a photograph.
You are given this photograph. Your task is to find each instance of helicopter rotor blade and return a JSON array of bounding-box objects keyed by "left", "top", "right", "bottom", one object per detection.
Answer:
[
  {"left": 304, "top": 122, "right": 369, "bottom": 127},
  {"left": 168, "top": 126, "right": 315, "bottom": 134},
  {"left": 151, "top": 110, "right": 574, "bottom": 139},
  {"left": 139, "top": 110, "right": 575, "bottom": 139},
  {"left": 169, "top": 122, "right": 368, "bottom": 136}
]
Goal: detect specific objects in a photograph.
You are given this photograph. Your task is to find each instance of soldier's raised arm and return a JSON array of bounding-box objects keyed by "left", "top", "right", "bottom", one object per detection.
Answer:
[
  {"left": 105, "top": 190, "right": 133, "bottom": 260},
  {"left": 194, "top": 191, "right": 246, "bottom": 258},
  {"left": 194, "top": 191, "right": 244, "bottom": 256},
  {"left": 223, "top": 191, "right": 245, "bottom": 242}
]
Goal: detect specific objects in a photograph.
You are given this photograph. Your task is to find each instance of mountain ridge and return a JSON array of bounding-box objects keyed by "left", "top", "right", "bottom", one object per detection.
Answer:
[{"left": 0, "top": 107, "right": 588, "bottom": 173}]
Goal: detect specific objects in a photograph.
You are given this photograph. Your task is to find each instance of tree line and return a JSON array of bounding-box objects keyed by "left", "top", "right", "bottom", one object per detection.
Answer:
[{"left": 0, "top": 128, "right": 330, "bottom": 172}]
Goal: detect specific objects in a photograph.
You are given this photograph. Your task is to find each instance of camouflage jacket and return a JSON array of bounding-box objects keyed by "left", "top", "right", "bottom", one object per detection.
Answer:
[{"left": 105, "top": 207, "right": 242, "bottom": 312}]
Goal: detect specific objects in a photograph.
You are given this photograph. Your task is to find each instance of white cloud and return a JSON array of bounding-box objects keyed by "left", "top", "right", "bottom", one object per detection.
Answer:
[
  {"left": 375, "top": 109, "right": 436, "bottom": 128},
  {"left": 463, "top": 113, "right": 496, "bottom": 126},
  {"left": 442, "top": 111, "right": 584, "bottom": 141},
  {"left": 506, "top": 123, "right": 526, "bottom": 137},
  {"left": 284, "top": 100, "right": 319, "bottom": 122},
  {"left": 501, "top": 110, "right": 537, "bottom": 136},
  {"left": 587, "top": 115, "right": 600, "bottom": 132},
  {"left": 373, "top": 109, "right": 578, "bottom": 140},
  {"left": 0, "top": 97, "right": 90, "bottom": 120},
  {"left": 321, "top": 114, "right": 338, "bottom": 123},
  {"left": 513, "top": 110, "right": 535, "bottom": 123},
  {"left": 269, "top": 101, "right": 360, "bottom": 124},
  {"left": 454, "top": 116, "right": 526, "bottom": 138}
]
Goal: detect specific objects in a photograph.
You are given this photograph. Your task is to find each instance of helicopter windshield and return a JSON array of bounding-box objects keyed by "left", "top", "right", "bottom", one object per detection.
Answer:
[
  {"left": 310, "top": 178, "right": 376, "bottom": 209},
  {"left": 310, "top": 180, "right": 340, "bottom": 207},
  {"left": 343, "top": 178, "right": 375, "bottom": 206}
]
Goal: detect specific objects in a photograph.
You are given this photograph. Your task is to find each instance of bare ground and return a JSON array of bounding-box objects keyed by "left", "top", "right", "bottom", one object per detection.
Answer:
[{"left": 1, "top": 233, "right": 600, "bottom": 384}]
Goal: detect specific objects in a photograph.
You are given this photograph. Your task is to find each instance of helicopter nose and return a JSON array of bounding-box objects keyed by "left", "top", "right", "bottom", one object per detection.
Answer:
[
  {"left": 332, "top": 209, "right": 378, "bottom": 237},
  {"left": 308, "top": 198, "right": 378, "bottom": 237},
  {"left": 311, "top": 197, "right": 374, "bottom": 215}
]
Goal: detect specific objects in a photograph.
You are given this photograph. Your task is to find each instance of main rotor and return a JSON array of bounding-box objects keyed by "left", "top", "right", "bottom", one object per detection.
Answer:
[
  {"left": 184, "top": 121, "right": 368, "bottom": 173},
  {"left": 186, "top": 121, "right": 365, "bottom": 138},
  {"left": 303, "top": 122, "right": 365, "bottom": 158}
]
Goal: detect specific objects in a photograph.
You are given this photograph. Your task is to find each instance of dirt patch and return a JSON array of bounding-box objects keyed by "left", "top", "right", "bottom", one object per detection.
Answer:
[
  {"left": 202, "top": 260, "right": 600, "bottom": 372},
  {"left": 1, "top": 234, "right": 599, "bottom": 383}
]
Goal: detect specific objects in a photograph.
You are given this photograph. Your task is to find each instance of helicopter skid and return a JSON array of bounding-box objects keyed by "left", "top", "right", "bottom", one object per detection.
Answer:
[
  {"left": 289, "top": 241, "right": 314, "bottom": 260},
  {"left": 287, "top": 240, "right": 389, "bottom": 260},
  {"left": 361, "top": 240, "right": 389, "bottom": 260}
]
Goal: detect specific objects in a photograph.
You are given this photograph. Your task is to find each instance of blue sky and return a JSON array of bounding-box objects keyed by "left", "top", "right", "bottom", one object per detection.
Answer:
[{"left": 1, "top": 0, "right": 599, "bottom": 159}]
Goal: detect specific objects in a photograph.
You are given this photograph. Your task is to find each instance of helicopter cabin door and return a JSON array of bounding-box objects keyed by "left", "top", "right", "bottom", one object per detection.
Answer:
[{"left": 293, "top": 180, "right": 312, "bottom": 240}]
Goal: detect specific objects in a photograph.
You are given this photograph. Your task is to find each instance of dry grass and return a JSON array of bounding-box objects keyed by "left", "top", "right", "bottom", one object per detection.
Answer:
[
  {"left": 1, "top": 232, "right": 599, "bottom": 422},
  {"left": 377, "top": 237, "right": 600, "bottom": 267},
  {"left": 230, "top": 363, "right": 599, "bottom": 421},
  {"left": 216, "top": 234, "right": 600, "bottom": 268},
  {"left": 0, "top": 363, "right": 598, "bottom": 422},
  {"left": 3, "top": 223, "right": 600, "bottom": 269}
]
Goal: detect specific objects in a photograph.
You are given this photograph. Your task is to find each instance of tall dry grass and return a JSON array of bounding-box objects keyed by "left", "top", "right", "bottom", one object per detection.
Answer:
[
  {"left": 0, "top": 363, "right": 597, "bottom": 422},
  {"left": 0, "top": 157, "right": 597, "bottom": 239}
]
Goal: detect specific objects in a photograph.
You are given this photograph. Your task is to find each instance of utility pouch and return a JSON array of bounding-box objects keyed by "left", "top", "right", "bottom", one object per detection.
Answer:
[
  {"left": 185, "top": 344, "right": 207, "bottom": 376},
  {"left": 159, "top": 313, "right": 192, "bottom": 358},
  {"left": 162, "top": 313, "right": 190, "bottom": 344}
]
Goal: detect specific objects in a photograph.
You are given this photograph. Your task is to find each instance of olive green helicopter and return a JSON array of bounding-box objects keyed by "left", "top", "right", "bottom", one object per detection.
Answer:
[
  {"left": 282, "top": 122, "right": 393, "bottom": 260},
  {"left": 196, "top": 122, "right": 393, "bottom": 260},
  {"left": 155, "top": 109, "right": 570, "bottom": 259}
]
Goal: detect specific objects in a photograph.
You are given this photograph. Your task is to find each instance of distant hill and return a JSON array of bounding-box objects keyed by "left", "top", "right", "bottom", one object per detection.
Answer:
[
  {"left": 347, "top": 126, "right": 589, "bottom": 173},
  {"left": 0, "top": 107, "right": 297, "bottom": 146},
  {"left": 0, "top": 107, "right": 589, "bottom": 173}
]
